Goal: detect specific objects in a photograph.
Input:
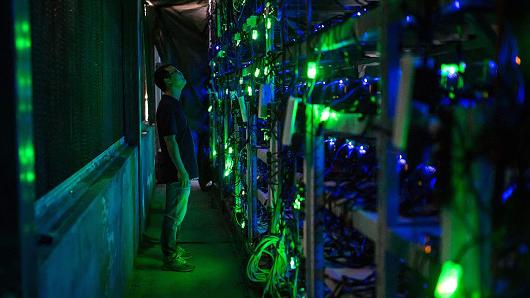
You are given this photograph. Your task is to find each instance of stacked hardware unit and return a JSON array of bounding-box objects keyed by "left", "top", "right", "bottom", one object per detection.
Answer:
[{"left": 208, "top": 0, "right": 530, "bottom": 297}]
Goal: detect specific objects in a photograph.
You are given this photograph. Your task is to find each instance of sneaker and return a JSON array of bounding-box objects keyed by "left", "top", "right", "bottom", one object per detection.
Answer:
[
  {"left": 176, "top": 246, "right": 192, "bottom": 259},
  {"left": 162, "top": 257, "right": 195, "bottom": 272}
]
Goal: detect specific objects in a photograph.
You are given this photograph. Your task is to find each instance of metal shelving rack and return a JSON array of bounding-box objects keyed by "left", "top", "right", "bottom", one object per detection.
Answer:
[
  {"left": 209, "top": 0, "right": 496, "bottom": 297},
  {"left": 300, "top": 1, "right": 493, "bottom": 297}
]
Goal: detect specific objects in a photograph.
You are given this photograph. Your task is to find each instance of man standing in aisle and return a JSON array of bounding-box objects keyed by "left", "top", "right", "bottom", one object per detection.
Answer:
[{"left": 154, "top": 64, "right": 198, "bottom": 272}]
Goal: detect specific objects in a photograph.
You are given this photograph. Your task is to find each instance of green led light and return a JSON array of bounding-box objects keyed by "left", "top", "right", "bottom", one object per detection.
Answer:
[
  {"left": 264, "top": 66, "right": 269, "bottom": 75},
  {"left": 320, "top": 107, "right": 330, "bottom": 122},
  {"left": 208, "top": 105, "right": 212, "bottom": 112},
  {"left": 459, "top": 62, "right": 466, "bottom": 73},
  {"left": 293, "top": 200, "right": 301, "bottom": 210},
  {"left": 252, "top": 29, "right": 259, "bottom": 40},
  {"left": 20, "top": 171, "right": 35, "bottom": 183},
  {"left": 294, "top": 194, "right": 304, "bottom": 210},
  {"left": 254, "top": 67, "right": 261, "bottom": 77},
  {"left": 247, "top": 86, "right": 253, "bottom": 96},
  {"left": 228, "top": 147, "right": 233, "bottom": 154},
  {"left": 290, "top": 257, "right": 296, "bottom": 269},
  {"left": 241, "top": 221, "right": 246, "bottom": 229},
  {"left": 435, "top": 261, "right": 462, "bottom": 298},
  {"left": 18, "top": 144, "right": 35, "bottom": 165},
  {"left": 307, "top": 61, "right": 317, "bottom": 79},
  {"left": 266, "top": 18, "right": 272, "bottom": 30}
]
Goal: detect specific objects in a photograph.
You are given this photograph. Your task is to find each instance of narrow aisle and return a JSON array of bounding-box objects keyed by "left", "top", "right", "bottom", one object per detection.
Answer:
[{"left": 128, "top": 182, "right": 252, "bottom": 298}]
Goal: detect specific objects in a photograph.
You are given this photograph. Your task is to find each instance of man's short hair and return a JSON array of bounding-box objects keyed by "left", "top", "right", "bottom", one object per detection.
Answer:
[{"left": 154, "top": 64, "right": 179, "bottom": 92}]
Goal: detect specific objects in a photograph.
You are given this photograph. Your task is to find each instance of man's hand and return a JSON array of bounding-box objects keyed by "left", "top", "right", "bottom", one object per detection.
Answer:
[{"left": 177, "top": 169, "right": 190, "bottom": 188}]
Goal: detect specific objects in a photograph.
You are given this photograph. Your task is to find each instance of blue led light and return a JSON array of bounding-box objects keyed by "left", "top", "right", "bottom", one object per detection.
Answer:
[
  {"left": 502, "top": 184, "right": 516, "bottom": 204},
  {"left": 325, "top": 137, "right": 337, "bottom": 150},
  {"left": 430, "top": 177, "right": 437, "bottom": 190},
  {"left": 358, "top": 145, "right": 366, "bottom": 155},
  {"left": 398, "top": 155, "right": 407, "bottom": 166},
  {"left": 423, "top": 165, "right": 437, "bottom": 175}
]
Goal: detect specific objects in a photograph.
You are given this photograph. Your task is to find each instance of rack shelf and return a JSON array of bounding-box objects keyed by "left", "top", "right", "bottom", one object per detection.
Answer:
[
  {"left": 257, "top": 148, "right": 268, "bottom": 164},
  {"left": 257, "top": 189, "right": 269, "bottom": 207}
]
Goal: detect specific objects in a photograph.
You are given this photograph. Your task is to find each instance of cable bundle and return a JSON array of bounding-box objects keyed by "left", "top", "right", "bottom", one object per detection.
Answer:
[{"left": 247, "top": 235, "right": 288, "bottom": 297}]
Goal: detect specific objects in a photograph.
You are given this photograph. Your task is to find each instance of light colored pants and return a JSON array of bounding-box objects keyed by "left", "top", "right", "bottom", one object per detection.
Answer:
[{"left": 161, "top": 183, "right": 191, "bottom": 259}]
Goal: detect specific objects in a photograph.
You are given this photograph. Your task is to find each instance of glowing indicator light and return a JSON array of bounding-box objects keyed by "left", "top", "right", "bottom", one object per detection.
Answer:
[
  {"left": 247, "top": 86, "right": 253, "bottom": 96},
  {"left": 320, "top": 107, "right": 330, "bottom": 122},
  {"left": 435, "top": 261, "right": 462, "bottom": 298},
  {"left": 515, "top": 56, "right": 521, "bottom": 65},
  {"left": 208, "top": 105, "right": 213, "bottom": 112},
  {"left": 293, "top": 199, "right": 301, "bottom": 210},
  {"left": 502, "top": 184, "right": 516, "bottom": 203},
  {"left": 290, "top": 257, "right": 296, "bottom": 269},
  {"left": 252, "top": 29, "right": 259, "bottom": 40},
  {"left": 254, "top": 68, "right": 260, "bottom": 77},
  {"left": 266, "top": 18, "right": 272, "bottom": 30},
  {"left": 398, "top": 155, "right": 407, "bottom": 166},
  {"left": 307, "top": 61, "right": 317, "bottom": 79},
  {"left": 425, "top": 245, "right": 432, "bottom": 254},
  {"left": 359, "top": 145, "right": 366, "bottom": 155},
  {"left": 18, "top": 145, "right": 35, "bottom": 165}
]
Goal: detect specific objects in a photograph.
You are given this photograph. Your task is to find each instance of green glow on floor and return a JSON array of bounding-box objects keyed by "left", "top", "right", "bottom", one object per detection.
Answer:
[{"left": 129, "top": 186, "right": 252, "bottom": 297}]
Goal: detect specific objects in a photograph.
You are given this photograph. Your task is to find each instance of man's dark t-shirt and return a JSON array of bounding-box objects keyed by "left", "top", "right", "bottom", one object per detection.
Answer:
[{"left": 156, "top": 94, "right": 199, "bottom": 183}]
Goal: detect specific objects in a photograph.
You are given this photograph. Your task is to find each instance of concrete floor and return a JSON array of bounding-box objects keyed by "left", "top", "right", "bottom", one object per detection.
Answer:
[{"left": 127, "top": 182, "right": 253, "bottom": 298}]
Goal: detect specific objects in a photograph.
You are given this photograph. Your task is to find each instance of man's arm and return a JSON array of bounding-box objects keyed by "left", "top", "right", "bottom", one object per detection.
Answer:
[{"left": 164, "top": 135, "right": 190, "bottom": 186}]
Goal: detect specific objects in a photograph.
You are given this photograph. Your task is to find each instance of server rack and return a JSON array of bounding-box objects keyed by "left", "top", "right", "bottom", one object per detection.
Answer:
[{"left": 208, "top": 0, "right": 515, "bottom": 297}]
